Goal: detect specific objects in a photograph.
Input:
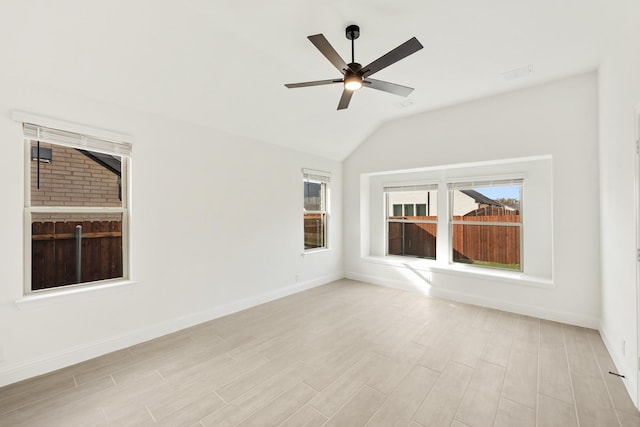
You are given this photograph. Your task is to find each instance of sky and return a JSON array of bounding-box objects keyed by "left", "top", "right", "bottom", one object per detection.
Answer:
[{"left": 475, "top": 185, "right": 521, "bottom": 200}]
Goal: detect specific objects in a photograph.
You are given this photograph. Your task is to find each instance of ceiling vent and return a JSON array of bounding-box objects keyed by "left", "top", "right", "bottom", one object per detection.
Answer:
[{"left": 502, "top": 65, "right": 533, "bottom": 81}]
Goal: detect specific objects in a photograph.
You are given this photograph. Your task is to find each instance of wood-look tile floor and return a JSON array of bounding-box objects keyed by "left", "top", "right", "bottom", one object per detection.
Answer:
[{"left": 1, "top": 279, "right": 639, "bottom": 427}]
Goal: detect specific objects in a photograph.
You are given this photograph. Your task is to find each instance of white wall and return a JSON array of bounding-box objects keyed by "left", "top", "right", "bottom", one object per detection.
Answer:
[
  {"left": 598, "top": 0, "right": 640, "bottom": 406},
  {"left": 0, "top": 75, "right": 343, "bottom": 386},
  {"left": 344, "top": 72, "right": 600, "bottom": 328}
]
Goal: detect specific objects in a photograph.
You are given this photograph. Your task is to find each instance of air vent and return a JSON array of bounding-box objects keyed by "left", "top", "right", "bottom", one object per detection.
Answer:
[
  {"left": 393, "top": 99, "right": 414, "bottom": 109},
  {"left": 502, "top": 65, "right": 533, "bottom": 81}
]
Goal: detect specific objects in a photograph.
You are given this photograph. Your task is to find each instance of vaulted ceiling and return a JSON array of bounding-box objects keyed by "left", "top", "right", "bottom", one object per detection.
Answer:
[{"left": 0, "top": 1, "right": 611, "bottom": 160}]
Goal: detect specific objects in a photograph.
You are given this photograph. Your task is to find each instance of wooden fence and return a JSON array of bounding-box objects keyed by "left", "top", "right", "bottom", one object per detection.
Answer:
[
  {"left": 32, "top": 220, "right": 122, "bottom": 290},
  {"left": 452, "top": 215, "right": 520, "bottom": 265},
  {"left": 389, "top": 215, "right": 520, "bottom": 265},
  {"left": 304, "top": 213, "right": 325, "bottom": 249},
  {"left": 388, "top": 221, "right": 437, "bottom": 259}
]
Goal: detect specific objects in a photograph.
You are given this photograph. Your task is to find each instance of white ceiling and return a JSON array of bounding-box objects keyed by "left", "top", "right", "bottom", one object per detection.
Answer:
[{"left": 0, "top": 0, "right": 611, "bottom": 160}]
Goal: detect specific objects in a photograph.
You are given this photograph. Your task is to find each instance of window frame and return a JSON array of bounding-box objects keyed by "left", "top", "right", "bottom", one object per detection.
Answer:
[
  {"left": 364, "top": 157, "right": 552, "bottom": 283},
  {"left": 448, "top": 179, "right": 523, "bottom": 272},
  {"left": 22, "top": 122, "right": 132, "bottom": 295},
  {"left": 303, "top": 169, "right": 330, "bottom": 252},
  {"left": 384, "top": 184, "right": 438, "bottom": 259}
]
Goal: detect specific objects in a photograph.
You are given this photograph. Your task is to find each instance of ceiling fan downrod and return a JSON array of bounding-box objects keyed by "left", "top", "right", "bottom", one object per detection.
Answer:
[{"left": 346, "top": 24, "right": 360, "bottom": 65}]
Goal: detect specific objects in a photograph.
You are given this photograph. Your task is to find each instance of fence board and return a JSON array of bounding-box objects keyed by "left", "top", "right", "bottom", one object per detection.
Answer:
[{"left": 31, "top": 220, "right": 122, "bottom": 290}]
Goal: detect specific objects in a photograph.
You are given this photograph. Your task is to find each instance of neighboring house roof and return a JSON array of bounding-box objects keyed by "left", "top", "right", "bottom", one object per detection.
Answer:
[
  {"left": 460, "top": 189, "right": 504, "bottom": 207},
  {"left": 77, "top": 149, "right": 121, "bottom": 176}
]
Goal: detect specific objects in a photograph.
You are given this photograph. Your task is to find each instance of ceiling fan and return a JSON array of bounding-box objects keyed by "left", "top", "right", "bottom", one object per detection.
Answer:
[{"left": 285, "top": 25, "right": 423, "bottom": 110}]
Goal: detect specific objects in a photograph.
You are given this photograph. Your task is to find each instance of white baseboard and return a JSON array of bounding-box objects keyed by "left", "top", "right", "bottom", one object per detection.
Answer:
[
  {"left": 346, "top": 272, "right": 424, "bottom": 294},
  {"left": 0, "top": 273, "right": 342, "bottom": 387},
  {"left": 346, "top": 271, "right": 600, "bottom": 329},
  {"left": 600, "top": 322, "right": 638, "bottom": 408}
]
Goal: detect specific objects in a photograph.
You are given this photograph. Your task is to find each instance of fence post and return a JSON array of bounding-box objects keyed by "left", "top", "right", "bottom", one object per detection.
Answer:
[
  {"left": 75, "top": 225, "right": 82, "bottom": 284},
  {"left": 402, "top": 222, "right": 405, "bottom": 255}
]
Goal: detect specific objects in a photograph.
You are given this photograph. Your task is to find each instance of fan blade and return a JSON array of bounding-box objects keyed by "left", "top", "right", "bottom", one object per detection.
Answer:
[
  {"left": 364, "top": 78, "right": 414, "bottom": 97},
  {"left": 360, "top": 37, "right": 423, "bottom": 78},
  {"left": 308, "top": 34, "right": 349, "bottom": 74},
  {"left": 337, "top": 89, "right": 353, "bottom": 110},
  {"left": 285, "top": 79, "right": 342, "bottom": 88}
]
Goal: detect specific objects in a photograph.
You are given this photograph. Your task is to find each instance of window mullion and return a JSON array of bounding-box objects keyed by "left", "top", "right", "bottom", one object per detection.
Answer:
[
  {"left": 450, "top": 221, "right": 521, "bottom": 227},
  {"left": 29, "top": 206, "right": 125, "bottom": 214}
]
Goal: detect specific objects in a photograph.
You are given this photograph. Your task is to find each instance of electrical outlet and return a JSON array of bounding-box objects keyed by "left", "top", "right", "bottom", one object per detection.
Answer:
[
  {"left": 622, "top": 339, "right": 626, "bottom": 356},
  {"left": 295, "top": 274, "right": 299, "bottom": 283}
]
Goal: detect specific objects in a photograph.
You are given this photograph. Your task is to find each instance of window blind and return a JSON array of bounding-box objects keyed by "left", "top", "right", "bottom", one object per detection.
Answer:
[
  {"left": 303, "top": 168, "right": 330, "bottom": 183},
  {"left": 447, "top": 178, "right": 523, "bottom": 190},
  {"left": 383, "top": 184, "right": 437, "bottom": 193},
  {"left": 23, "top": 123, "right": 132, "bottom": 157}
]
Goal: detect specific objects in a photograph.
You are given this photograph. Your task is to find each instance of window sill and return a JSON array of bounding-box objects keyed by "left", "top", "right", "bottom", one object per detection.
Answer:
[
  {"left": 362, "top": 255, "right": 553, "bottom": 288},
  {"left": 15, "top": 279, "right": 137, "bottom": 310},
  {"left": 302, "top": 248, "right": 331, "bottom": 256}
]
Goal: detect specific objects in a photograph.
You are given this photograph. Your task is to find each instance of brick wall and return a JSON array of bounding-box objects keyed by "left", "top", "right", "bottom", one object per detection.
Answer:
[{"left": 30, "top": 141, "right": 121, "bottom": 207}]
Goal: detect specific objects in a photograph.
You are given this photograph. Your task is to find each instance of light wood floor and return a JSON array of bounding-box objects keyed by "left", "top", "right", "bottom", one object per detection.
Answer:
[{"left": 1, "top": 279, "right": 639, "bottom": 427}]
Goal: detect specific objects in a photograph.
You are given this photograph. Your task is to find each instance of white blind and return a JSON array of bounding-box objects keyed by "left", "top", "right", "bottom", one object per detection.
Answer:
[
  {"left": 303, "top": 168, "right": 330, "bottom": 183},
  {"left": 447, "top": 178, "right": 523, "bottom": 190},
  {"left": 383, "top": 184, "right": 437, "bottom": 193},
  {"left": 23, "top": 123, "right": 132, "bottom": 157}
]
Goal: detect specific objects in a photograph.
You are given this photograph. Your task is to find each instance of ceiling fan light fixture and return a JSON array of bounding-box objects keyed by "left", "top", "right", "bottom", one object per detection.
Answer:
[
  {"left": 344, "top": 75, "right": 363, "bottom": 91},
  {"left": 284, "top": 24, "right": 423, "bottom": 109}
]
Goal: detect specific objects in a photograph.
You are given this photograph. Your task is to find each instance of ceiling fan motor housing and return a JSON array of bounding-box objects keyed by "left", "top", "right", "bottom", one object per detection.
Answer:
[
  {"left": 347, "top": 62, "right": 362, "bottom": 73},
  {"left": 346, "top": 25, "right": 360, "bottom": 40}
]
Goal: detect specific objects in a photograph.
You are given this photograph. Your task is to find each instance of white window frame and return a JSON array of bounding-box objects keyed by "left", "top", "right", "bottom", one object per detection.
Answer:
[
  {"left": 384, "top": 184, "right": 438, "bottom": 258},
  {"left": 448, "top": 179, "right": 524, "bottom": 272},
  {"left": 20, "top": 119, "right": 132, "bottom": 295},
  {"left": 363, "top": 156, "right": 552, "bottom": 285},
  {"left": 303, "top": 169, "right": 330, "bottom": 252}
]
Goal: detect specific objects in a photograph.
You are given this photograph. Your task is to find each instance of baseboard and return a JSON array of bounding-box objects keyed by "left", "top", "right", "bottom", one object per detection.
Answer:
[
  {"left": 346, "top": 271, "right": 600, "bottom": 329},
  {"left": 600, "top": 322, "right": 638, "bottom": 408},
  {"left": 0, "top": 273, "right": 342, "bottom": 387},
  {"left": 346, "top": 271, "right": 425, "bottom": 294},
  {"left": 429, "top": 286, "right": 599, "bottom": 329}
]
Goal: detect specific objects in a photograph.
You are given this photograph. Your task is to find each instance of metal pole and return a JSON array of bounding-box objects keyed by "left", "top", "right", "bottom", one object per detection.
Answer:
[
  {"left": 75, "top": 225, "right": 82, "bottom": 284},
  {"left": 36, "top": 140, "right": 41, "bottom": 189}
]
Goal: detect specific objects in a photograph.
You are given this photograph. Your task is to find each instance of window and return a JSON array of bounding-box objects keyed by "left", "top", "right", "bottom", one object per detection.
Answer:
[
  {"left": 449, "top": 179, "right": 522, "bottom": 271},
  {"left": 385, "top": 185, "right": 438, "bottom": 259},
  {"left": 403, "top": 204, "right": 414, "bottom": 216},
  {"left": 365, "top": 156, "right": 550, "bottom": 280},
  {"left": 303, "top": 169, "right": 330, "bottom": 250},
  {"left": 23, "top": 123, "right": 131, "bottom": 293},
  {"left": 393, "top": 204, "right": 402, "bottom": 216}
]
